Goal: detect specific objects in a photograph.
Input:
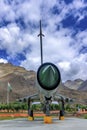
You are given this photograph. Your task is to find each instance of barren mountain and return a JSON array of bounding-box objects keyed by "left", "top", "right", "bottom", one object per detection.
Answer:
[
  {"left": 78, "top": 80, "right": 87, "bottom": 91},
  {"left": 0, "top": 63, "right": 87, "bottom": 105},
  {"left": 0, "top": 63, "right": 37, "bottom": 103},
  {"left": 64, "top": 79, "right": 84, "bottom": 90}
]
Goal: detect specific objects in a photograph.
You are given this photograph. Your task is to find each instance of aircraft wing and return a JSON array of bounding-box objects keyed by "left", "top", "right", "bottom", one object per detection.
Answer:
[
  {"left": 18, "top": 93, "right": 39, "bottom": 102},
  {"left": 54, "top": 93, "right": 74, "bottom": 103}
]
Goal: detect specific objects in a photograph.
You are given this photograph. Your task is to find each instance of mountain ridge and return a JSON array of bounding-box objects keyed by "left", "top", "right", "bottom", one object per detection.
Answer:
[
  {"left": 64, "top": 79, "right": 84, "bottom": 90},
  {"left": 78, "top": 80, "right": 87, "bottom": 91}
]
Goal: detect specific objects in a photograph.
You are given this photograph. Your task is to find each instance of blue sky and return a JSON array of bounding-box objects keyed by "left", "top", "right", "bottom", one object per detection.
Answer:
[{"left": 0, "top": 0, "right": 87, "bottom": 81}]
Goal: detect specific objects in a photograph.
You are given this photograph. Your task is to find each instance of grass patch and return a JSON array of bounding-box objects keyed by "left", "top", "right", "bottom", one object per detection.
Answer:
[
  {"left": 84, "top": 114, "right": 87, "bottom": 119},
  {"left": 0, "top": 116, "right": 14, "bottom": 120},
  {"left": 0, "top": 116, "right": 26, "bottom": 120}
]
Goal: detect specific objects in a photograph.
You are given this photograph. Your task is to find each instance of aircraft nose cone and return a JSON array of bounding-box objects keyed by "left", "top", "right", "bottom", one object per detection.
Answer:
[
  {"left": 41, "top": 65, "right": 56, "bottom": 86},
  {"left": 37, "top": 63, "right": 61, "bottom": 90}
]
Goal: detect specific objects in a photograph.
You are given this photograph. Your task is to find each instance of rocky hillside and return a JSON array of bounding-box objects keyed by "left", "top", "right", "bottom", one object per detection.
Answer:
[
  {"left": 0, "top": 63, "right": 37, "bottom": 103},
  {"left": 0, "top": 63, "right": 87, "bottom": 105},
  {"left": 64, "top": 79, "right": 84, "bottom": 90},
  {"left": 78, "top": 80, "right": 87, "bottom": 91}
]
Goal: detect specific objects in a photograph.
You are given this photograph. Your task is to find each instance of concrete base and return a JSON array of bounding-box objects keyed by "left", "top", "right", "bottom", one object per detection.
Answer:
[
  {"left": 28, "top": 116, "right": 34, "bottom": 121},
  {"left": 44, "top": 116, "right": 52, "bottom": 124},
  {"left": 59, "top": 116, "right": 64, "bottom": 120}
]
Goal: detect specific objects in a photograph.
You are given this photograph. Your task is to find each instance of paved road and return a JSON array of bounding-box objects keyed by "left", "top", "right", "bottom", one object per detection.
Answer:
[{"left": 0, "top": 117, "right": 87, "bottom": 130}]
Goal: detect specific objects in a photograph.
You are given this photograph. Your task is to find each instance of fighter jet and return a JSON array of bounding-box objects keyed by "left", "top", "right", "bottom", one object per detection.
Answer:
[{"left": 19, "top": 21, "right": 72, "bottom": 121}]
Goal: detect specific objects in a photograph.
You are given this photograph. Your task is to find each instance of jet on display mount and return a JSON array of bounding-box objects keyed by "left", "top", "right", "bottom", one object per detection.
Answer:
[{"left": 19, "top": 20, "right": 72, "bottom": 120}]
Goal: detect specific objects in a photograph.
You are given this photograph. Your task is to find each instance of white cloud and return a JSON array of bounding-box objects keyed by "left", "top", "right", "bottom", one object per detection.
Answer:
[
  {"left": 0, "top": 58, "right": 8, "bottom": 63},
  {"left": 76, "top": 30, "right": 87, "bottom": 46},
  {"left": 0, "top": 0, "right": 16, "bottom": 22},
  {"left": 0, "top": 23, "right": 32, "bottom": 58},
  {"left": 59, "top": 61, "right": 70, "bottom": 71},
  {"left": 72, "top": 0, "right": 87, "bottom": 9}
]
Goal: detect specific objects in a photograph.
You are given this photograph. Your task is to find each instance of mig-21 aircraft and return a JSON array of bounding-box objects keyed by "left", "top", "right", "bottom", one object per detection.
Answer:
[{"left": 19, "top": 21, "right": 72, "bottom": 122}]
